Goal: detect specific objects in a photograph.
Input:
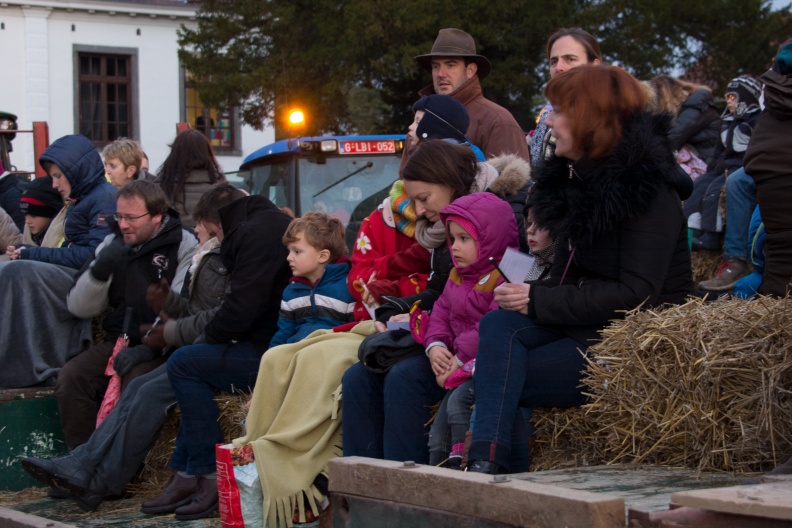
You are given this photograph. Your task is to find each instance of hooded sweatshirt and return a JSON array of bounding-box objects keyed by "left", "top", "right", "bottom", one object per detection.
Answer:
[{"left": 24, "top": 134, "right": 116, "bottom": 268}]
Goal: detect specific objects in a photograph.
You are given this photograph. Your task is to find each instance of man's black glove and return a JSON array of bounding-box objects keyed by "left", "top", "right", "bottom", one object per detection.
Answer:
[
  {"left": 113, "top": 344, "right": 157, "bottom": 377},
  {"left": 90, "top": 237, "right": 129, "bottom": 282}
]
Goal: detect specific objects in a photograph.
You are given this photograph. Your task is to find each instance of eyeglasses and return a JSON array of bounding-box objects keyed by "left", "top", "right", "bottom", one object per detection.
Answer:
[
  {"left": 113, "top": 212, "right": 150, "bottom": 223},
  {"left": 725, "top": 93, "right": 737, "bottom": 101}
]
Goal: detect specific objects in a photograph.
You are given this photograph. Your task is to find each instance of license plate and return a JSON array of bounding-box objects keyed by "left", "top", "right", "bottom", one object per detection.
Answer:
[{"left": 339, "top": 140, "right": 396, "bottom": 155}]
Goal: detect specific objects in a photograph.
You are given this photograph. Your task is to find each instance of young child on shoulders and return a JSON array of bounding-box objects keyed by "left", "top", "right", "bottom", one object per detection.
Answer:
[
  {"left": 268, "top": 211, "right": 356, "bottom": 348},
  {"left": 5, "top": 176, "right": 65, "bottom": 259},
  {"left": 421, "top": 192, "right": 519, "bottom": 468}
]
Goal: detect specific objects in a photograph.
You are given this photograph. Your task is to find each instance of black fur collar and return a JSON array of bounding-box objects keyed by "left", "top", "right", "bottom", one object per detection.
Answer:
[{"left": 529, "top": 111, "right": 687, "bottom": 245}]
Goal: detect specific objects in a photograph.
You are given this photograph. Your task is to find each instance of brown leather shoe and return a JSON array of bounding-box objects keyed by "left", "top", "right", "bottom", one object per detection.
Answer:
[
  {"left": 140, "top": 473, "right": 199, "bottom": 515},
  {"left": 174, "top": 476, "right": 218, "bottom": 520}
]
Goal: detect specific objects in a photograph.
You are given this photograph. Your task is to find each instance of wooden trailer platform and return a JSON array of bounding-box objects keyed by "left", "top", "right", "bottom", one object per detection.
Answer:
[
  {"left": 2, "top": 458, "right": 790, "bottom": 527},
  {"left": 328, "top": 458, "right": 792, "bottom": 528}
]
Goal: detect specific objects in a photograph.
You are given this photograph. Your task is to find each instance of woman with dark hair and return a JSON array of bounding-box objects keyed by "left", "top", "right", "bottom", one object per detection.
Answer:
[
  {"left": 342, "top": 139, "right": 530, "bottom": 464},
  {"left": 157, "top": 129, "right": 225, "bottom": 227},
  {"left": 466, "top": 65, "right": 694, "bottom": 474},
  {"left": 529, "top": 28, "right": 602, "bottom": 169}
]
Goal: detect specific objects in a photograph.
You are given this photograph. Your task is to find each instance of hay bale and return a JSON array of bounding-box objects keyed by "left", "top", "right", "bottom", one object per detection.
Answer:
[
  {"left": 127, "top": 392, "right": 249, "bottom": 499},
  {"left": 691, "top": 250, "right": 723, "bottom": 286},
  {"left": 532, "top": 296, "right": 792, "bottom": 475}
]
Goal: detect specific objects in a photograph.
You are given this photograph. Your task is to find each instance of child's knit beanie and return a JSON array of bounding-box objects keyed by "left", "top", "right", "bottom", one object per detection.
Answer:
[
  {"left": 445, "top": 214, "right": 478, "bottom": 241},
  {"left": 774, "top": 39, "right": 792, "bottom": 75},
  {"left": 20, "top": 176, "right": 64, "bottom": 218},
  {"left": 413, "top": 95, "right": 470, "bottom": 143}
]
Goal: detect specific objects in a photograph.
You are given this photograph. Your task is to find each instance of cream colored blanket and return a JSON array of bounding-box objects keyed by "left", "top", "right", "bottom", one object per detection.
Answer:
[{"left": 233, "top": 321, "right": 375, "bottom": 528}]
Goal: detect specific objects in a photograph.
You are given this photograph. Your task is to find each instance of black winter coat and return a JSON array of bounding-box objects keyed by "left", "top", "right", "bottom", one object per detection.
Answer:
[
  {"left": 101, "top": 212, "right": 190, "bottom": 343},
  {"left": 204, "top": 195, "right": 292, "bottom": 351},
  {"left": 528, "top": 111, "right": 694, "bottom": 345},
  {"left": 0, "top": 174, "right": 23, "bottom": 231},
  {"left": 668, "top": 90, "right": 720, "bottom": 165}
]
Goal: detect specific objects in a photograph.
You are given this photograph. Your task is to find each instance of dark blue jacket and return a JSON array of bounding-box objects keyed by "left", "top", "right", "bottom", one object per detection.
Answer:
[
  {"left": 21, "top": 134, "right": 116, "bottom": 268},
  {"left": 0, "top": 172, "right": 24, "bottom": 231},
  {"left": 269, "top": 259, "right": 356, "bottom": 348}
]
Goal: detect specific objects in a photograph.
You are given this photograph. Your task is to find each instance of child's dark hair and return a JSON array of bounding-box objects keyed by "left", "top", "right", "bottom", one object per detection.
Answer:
[{"left": 282, "top": 211, "right": 346, "bottom": 262}]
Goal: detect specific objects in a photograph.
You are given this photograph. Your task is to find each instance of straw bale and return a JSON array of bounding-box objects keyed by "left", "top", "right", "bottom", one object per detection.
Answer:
[
  {"left": 691, "top": 250, "right": 723, "bottom": 286},
  {"left": 127, "top": 392, "right": 249, "bottom": 499},
  {"left": 532, "top": 296, "right": 792, "bottom": 475}
]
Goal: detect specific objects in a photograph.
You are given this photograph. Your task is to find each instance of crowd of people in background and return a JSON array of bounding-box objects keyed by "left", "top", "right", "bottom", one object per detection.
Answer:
[{"left": 0, "top": 23, "right": 787, "bottom": 528}]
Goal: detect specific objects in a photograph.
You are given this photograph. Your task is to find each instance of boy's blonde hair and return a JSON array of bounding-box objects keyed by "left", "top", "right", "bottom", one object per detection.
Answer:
[
  {"left": 102, "top": 137, "right": 144, "bottom": 169},
  {"left": 282, "top": 211, "right": 346, "bottom": 262}
]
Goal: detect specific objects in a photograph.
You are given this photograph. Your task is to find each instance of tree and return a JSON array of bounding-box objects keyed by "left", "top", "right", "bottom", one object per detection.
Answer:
[{"left": 178, "top": 0, "right": 791, "bottom": 137}]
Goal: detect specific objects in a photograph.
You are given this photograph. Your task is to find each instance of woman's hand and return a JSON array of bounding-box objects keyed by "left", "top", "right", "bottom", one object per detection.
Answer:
[
  {"left": 428, "top": 345, "right": 453, "bottom": 377},
  {"left": 436, "top": 360, "right": 460, "bottom": 388},
  {"left": 374, "top": 313, "right": 409, "bottom": 333},
  {"left": 494, "top": 282, "right": 531, "bottom": 315}
]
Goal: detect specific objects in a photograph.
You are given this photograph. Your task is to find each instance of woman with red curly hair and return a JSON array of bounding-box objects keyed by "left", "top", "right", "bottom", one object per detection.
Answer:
[{"left": 466, "top": 65, "right": 694, "bottom": 474}]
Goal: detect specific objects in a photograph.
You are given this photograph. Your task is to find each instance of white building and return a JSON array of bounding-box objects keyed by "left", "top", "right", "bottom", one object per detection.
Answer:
[{"left": 0, "top": 0, "right": 274, "bottom": 176}]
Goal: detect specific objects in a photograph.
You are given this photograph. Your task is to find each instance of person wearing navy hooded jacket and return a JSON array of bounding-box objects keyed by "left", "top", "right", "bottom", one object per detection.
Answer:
[
  {"left": 19, "top": 134, "right": 116, "bottom": 267},
  {"left": 0, "top": 134, "right": 116, "bottom": 389}
]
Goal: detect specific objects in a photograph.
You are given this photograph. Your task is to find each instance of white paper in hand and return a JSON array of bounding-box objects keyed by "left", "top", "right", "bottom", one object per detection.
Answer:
[
  {"left": 386, "top": 320, "right": 410, "bottom": 331},
  {"left": 497, "top": 247, "right": 535, "bottom": 283}
]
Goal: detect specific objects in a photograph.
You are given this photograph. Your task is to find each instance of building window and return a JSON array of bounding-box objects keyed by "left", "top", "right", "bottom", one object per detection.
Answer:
[
  {"left": 184, "top": 72, "right": 237, "bottom": 151},
  {"left": 78, "top": 53, "right": 132, "bottom": 145}
]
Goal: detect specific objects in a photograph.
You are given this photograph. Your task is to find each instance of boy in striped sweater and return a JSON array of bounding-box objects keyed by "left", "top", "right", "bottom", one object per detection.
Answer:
[{"left": 269, "top": 212, "right": 356, "bottom": 348}]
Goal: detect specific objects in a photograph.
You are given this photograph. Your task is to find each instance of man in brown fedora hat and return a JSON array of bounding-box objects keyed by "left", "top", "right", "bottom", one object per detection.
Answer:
[{"left": 402, "top": 28, "right": 529, "bottom": 166}]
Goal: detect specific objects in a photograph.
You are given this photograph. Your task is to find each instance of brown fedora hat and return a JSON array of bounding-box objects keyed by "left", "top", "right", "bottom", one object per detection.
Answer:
[{"left": 415, "top": 28, "right": 492, "bottom": 80}]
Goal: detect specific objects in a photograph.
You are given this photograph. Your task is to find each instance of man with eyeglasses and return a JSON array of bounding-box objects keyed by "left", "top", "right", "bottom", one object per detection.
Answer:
[{"left": 55, "top": 180, "right": 198, "bottom": 450}]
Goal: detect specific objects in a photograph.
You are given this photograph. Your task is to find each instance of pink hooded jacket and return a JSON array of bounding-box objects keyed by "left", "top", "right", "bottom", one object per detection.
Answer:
[{"left": 423, "top": 192, "right": 519, "bottom": 366}]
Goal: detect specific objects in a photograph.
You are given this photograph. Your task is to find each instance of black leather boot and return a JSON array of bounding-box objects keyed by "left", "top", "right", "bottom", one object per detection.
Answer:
[
  {"left": 21, "top": 455, "right": 91, "bottom": 496},
  {"left": 466, "top": 460, "right": 508, "bottom": 475},
  {"left": 174, "top": 476, "right": 218, "bottom": 520},
  {"left": 140, "top": 473, "right": 199, "bottom": 515}
]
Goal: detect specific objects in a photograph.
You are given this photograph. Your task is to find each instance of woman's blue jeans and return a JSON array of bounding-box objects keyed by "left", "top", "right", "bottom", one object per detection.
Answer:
[
  {"left": 166, "top": 342, "right": 262, "bottom": 475},
  {"left": 468, "top": 310, "right": 588, "bottom": 471},
  {"left": 342, "top": 354, "right": 446, "bottom": 463}
]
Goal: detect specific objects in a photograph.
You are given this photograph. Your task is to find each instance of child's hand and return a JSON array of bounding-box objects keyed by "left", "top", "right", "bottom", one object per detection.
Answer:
[
  {"left": 428, "top": 345, "right": 453, "bottom": 376},
  {"left": 6, "top": 246, "right": 21, "bottom": 260},
  {"left": 435, "top": 360, "right": 460, "bottom": 388},
  {"left": 494, "top": 282, "right": 531, "bottom": 314}
]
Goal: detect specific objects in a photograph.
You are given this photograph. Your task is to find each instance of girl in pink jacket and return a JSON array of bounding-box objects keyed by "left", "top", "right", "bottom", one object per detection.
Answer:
[{"left": 423, "top": 191, "right": 518, "bottom": 467}]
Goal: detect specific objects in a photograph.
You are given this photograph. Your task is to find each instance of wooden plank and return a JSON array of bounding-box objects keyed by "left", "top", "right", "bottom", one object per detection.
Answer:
[
  {"left": 328, "top": 457, "right": 625, "bottom": 528},
  {"left": 0, "top": 388, "right": 56, "bottom": 403},
  {"left": 332, "top": 494, "right": 519, "bottom": 528},
  {"left": 513, "top": 464, "right": 740, "bottom": 515},
  {"left": 671, "top": 479, "right": 792, "bottom": 521},
  {"left": 0, "top": 507, "right": 76, "bottom": 528}
]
